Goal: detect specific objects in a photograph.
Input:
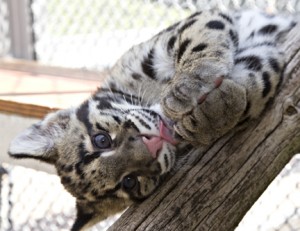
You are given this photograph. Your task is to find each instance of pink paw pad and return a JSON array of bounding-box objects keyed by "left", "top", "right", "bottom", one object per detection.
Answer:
[
  {"left": 214, "top": 76, "right": 224, "bottom": 88},
  {"left": 197, "top": 76, "right": 224, "bottom": 104}
]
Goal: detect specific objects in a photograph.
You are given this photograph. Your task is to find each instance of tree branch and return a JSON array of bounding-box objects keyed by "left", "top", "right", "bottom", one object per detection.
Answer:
[{"left": 109, "top": 20, "right": 300, "bottom": 231}]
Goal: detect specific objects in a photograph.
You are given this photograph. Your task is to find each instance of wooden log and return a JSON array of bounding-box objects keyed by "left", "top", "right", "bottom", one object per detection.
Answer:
[{"left": 108, "top": 19, "right": 300, "bottom": 231}]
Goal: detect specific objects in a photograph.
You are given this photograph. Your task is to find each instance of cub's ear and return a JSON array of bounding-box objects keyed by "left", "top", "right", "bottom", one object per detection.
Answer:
[{"left": 8, "top": 109, "right": 73, "bottom": 164}]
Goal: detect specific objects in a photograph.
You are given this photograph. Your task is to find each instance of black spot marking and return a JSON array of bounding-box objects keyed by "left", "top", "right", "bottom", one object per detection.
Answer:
[
  {"left": 61, "top": 176, "right": 71, "bottom": 184},
  {"left": 188, "top": 11, "right": 202, "bottom": 19},
  {"left": 59, "top": 163, "right": 66, "bottom": 170},
  {"left": 138, "top": 110, "right": 154, "bottom": 123},
  {"left": 141, "top": 108, "right": 159, "bottom": 118},
  {"left": 206, "top": 20, "right": 225, "bottom": 30},
  {"left": 179, "top": 19, "right": 197, "bottom": 34},
  {"left": 269, "top": 58, "right": 280, "bottom": 73},
  {"left": 164, "top": 154, "right": 169, "bottom": 169},
  {"left": 132, "top": 73, "right": 142, "bottom": 80},
  {"left": 95, "top": 97, "right": 113, "bottom": 110},
  {"left": 75, "top": 162, "right": 83, "bottom": 176},
  {"left": 255, "top": 42, "right": 275, "bottom": 48},
  {"left": 96, "top": 122, "right": 108, "bottom": 132},
  {"left": 128, "top": 136, "right": 135, "bottom": 142},
  {"left": 64, "top": 165, "right": 73, "bottom": 172},
  {"left": 56, "top": 114, "right": 70, "bottom": 129},
  {"left": 112, "top": 115, "right": 121, "bottom": 124},
  {"left": 258, "top": 24, "right": 277, "bottom": 34},
  {"left": 78, "top": 142, "right": 88, "bottom": 160},
  {"left": 124, "top": 120, "right": 140, "bottom": 132},
  {"left": 91, "top": 190, "right": 99, "bottom": 198},
  {"left": 165, "top": 22, "right": 180, "bottom": 32},
  {"left": 219, "top": 13, "right": 233, "bottom": 24},
  {"left": 105, "top": 183, "right": 121, "bottom": 195},
  {"left": 57, "top": 121, "right": 68, "bottom": 129},
  {"left": 290, "top": 21, "right": 297, "bottom": 29},
  {"left": 229, "top": 29, "right": 239, "bottom": 47},
  {"left": 237, "top": 42, "right": 275, "bottom": 54},
  {"left": 167, "top": 36, "right": 176, "bottom": 52},
  {"left": 248, "top": 73, "right": 255, "bottom": 78},
  {"left": 247, "top": 31, "right": 255, "bottom": 40},
  {"left": 76, "top": 101, "right": 92, "bottom": 134},
  {"left": 82, "top": 182, "right": 92, "bottom": 194},
  {"left": 108, "top": 81, "right": 116, "bottom": 90},
  {"left": 192, "top": 43, "right": 207, "bottom": 52},
  {"left": 235, "top": 56, "right": 262, "bottom": 71},
  {"left": 83, "top": 153, "right": 100, "bottom": 165},
  {"left": 133, "top": 115, "right": 151, "bottom": 129},
  {"left": 177, "top": 39, "right": 191, "bottom": 63},
  {"left": 141, "top": 48, "right": 156, "bottom": 79},
  {"left": 76, "top": 196, "right": 86, "bottom": 201},
  {"left": 262, "top": 72, "right": 272, "bottom": 97}
]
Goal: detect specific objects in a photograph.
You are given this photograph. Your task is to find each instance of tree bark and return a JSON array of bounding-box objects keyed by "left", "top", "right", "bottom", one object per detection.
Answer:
[{"left": 109, "top": 20, "right": 300, "bottom": 231}]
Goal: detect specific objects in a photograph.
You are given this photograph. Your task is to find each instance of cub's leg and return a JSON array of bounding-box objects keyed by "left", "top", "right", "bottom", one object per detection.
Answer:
[{"left": 162, "top": 11, "right": 247, "bottom": 145}]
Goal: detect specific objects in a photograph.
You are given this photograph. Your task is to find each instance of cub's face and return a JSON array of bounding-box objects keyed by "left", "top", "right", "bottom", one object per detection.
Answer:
[{"left": 8, "top": 95, "right": 178, "bottom": 230}]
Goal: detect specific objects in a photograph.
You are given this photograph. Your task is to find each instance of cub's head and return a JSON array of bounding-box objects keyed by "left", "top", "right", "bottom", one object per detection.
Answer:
[{"left": 8, "top": 90, "right": 178, "bottom": 230}]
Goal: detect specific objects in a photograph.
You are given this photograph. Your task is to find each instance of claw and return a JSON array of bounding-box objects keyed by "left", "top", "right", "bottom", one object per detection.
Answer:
[
  {"left": 198, "top": 93, "right": 208, "bottom": 104},
  {"left": 214, "top": 76, "right": 224, "bottom": 88}
]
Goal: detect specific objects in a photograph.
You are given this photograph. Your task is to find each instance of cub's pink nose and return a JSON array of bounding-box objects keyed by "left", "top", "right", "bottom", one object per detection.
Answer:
[{"left": 142, "top": 136, "right": 163, "bottom": 159}]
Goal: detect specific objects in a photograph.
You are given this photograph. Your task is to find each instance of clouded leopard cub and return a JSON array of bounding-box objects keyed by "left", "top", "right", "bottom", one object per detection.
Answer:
[{"left": 8, "top": 10, "right": 295, "bottom": 231}]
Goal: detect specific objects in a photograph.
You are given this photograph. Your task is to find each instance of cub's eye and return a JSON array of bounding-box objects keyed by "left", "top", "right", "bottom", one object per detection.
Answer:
[
  {"left": 92, "top": 132, "right": 112, "bottom": 149},
  {"left": 122, "top": 175, "right": 138, "bottom": 190}
]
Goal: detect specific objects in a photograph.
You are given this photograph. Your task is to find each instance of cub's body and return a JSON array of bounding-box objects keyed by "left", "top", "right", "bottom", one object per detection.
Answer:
[{"left": 9, "top": 10, "right": 295, "bottom": 230}]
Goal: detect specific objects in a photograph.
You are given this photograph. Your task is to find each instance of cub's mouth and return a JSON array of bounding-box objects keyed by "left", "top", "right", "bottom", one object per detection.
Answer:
[
  {"left": 141, "top": 120, "right": 178, "bottom": 159},
  {"left": 159, "top": 120, "right": 179, "bottom": 145}
]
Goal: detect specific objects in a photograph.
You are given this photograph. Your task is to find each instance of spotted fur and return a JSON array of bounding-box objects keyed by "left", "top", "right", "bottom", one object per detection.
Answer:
[{"left": 8, "top": 9, "right": 295, "bottom": 230}]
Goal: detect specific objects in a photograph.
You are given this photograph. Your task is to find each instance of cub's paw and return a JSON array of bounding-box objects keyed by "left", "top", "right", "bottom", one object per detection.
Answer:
[{"left": 161, "top": 70, "right": 247, "bottom": 145}]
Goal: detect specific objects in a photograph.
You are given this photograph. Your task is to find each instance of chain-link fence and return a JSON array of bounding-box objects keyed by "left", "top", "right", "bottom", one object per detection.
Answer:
[
  {"left": 0, "top": 0, "right": 10, "bottom": 57},
  {"left": 28, "top": 0, "right": 300, "bottom": 69},
  {"left": 1, "top": 0, "right": 300, "bottom": 230},
  {"left": 0, "top": 164, "right": 120, "bottom": 231},
  {"left": 2, "top": 0, "right": 300, "bottom": 69}
]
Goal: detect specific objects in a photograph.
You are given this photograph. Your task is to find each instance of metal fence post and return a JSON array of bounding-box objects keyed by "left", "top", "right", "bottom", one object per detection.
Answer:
[{"left": 6, "top": 0, "right": 34, "bottom": 60}]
